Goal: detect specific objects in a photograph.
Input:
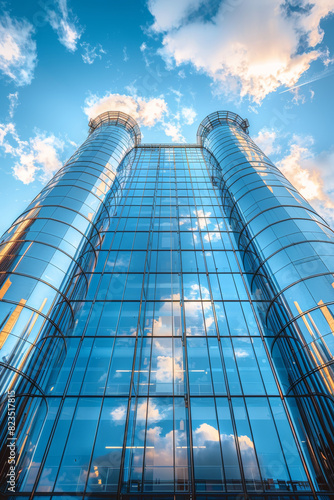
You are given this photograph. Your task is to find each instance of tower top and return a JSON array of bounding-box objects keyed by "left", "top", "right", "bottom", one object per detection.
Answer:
[
  {"left": 88, "top": 111, "right": 141, "bottom": 145},
  {"left": 197, "top": 110, "right": 249, "bottom": 145}
]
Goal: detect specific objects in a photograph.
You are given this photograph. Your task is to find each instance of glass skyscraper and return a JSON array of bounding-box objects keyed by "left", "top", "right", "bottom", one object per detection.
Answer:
[{"left": 0, "top": 110, "right": 334, "bottom": 500}]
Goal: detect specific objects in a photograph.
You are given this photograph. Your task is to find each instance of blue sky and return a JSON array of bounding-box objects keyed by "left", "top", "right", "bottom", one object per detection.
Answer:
[{"left": 1, "top": 0, "right": 334, "bottom": 235}]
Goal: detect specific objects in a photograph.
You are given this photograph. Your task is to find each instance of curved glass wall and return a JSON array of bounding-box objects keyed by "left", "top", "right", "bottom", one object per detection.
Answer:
[
  {"left": 0, "top": 111, "right": 140, "bottom": 490},
  {"left": 199, "top": 110, "right": 334, "bottom": 492}
]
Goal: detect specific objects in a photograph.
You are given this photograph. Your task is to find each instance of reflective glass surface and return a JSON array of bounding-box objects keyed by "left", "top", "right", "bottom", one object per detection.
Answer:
[
  {"left": 0, "top": 112, "right": 333, "bottom": 499},
  {"left": 201, "top": 112, "right": 334, "bottom": 493}
]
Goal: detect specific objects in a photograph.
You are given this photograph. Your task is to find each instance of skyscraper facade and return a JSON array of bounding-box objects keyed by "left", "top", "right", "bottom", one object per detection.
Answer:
[{"left": 0, "top": 110, "right": 334, "bottom": 500}]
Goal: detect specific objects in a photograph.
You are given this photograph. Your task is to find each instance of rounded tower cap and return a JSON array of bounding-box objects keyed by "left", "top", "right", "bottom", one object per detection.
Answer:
[
  {"left": 89, "top": 111, "right": 141, "bottom": 145},
  {"left": 197, "top": 111, "right": 249, "bottom": 145}
]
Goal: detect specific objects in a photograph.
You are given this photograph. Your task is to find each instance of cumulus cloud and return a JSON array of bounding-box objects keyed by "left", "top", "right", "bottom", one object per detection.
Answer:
[
  {"left": 84, "top": 92, "right": 168, "bottom": 127},
  {"left": 147, "top": 0, "right": 334, "bottom": 102},
  {"left": 111, "top": 405, "right": 127, "bottom": 421},
  {"left": 194, "top": 422, "right": 219, "bottom": 443},
  {"left": 81, "top": 42, "right": 106, "bottom": 64},
  {"left": 192, "top": 422, "right": 258, "bottom": 477},
  {"left": 154, "top": 354, "right": 184, "bottom": 383},
  {"left": 148, "top": 0, "right": 203, "bottom": 32},
  {"left": 277, "top": 135, "right": 334, "bottom": 225},
  {"left": 163, "top": 120, "right": 186, "bottom": 142},
  {"left": 84, "top": 92, "right": 195, "bottom": 143},
  {"left": 46, "top": 0, "right": 82, "bottom": 52},
  {"left": 0, "top": 122, "right": 64, "bottom": 184},
  {"left": 137, "top": 400, "right": 164, "bottom": 422},
  {"left": 155, "top": 355, "right": 173, "bottom": 382},
  {"left": 181, "top": 106, "right": 197, "bottom": 125},
  {"left": 0, "top": 14, "right": 37, "bottom": 86},
  {"left": 253, "top": 128, "right": 281, "bottom": 156}
]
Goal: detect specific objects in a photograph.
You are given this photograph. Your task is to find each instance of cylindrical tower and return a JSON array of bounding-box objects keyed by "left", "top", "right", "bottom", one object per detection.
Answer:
[
  {"left": 198, "top": 111, "right": 334, "bottom": 490},
  {"left": 0, "top": 111, "right": 140, "bottom": 487}
]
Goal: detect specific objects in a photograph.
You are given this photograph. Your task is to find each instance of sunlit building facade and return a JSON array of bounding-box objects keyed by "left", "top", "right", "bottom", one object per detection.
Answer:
[{"left": 0, "top": 110, "right": 334, "bottom": 500}]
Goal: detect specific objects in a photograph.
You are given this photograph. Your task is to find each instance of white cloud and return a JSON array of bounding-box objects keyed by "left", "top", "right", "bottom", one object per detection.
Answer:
[
  {"left": 47, "top": 0, "right": 82, "bottom": 52},
  {"left": 163, "top": 120, "right": 186, "bottom": 142},
  {"left": 137, "top": 400, "right": 163, "bottom": 422},
  {"left": 31, "top": 134, "right": 64, "bottom": 178},
  {"left": 0, "top": 122, "right": 64, "bottom": 184},
  {"left": 0, "top": 14, "right": 37, "bottom": 86},
  {"left": 253, "top": 128, "right": 281, "bottom": 156},
  {"left": 155, "top": 355, "right": 173, "bottom": 382},
  {"left": 194, "top": 423, "right": 219, "bottom": 443},
  {"left": 234, "top": 348, "right": 250, "bottom": 359},
  {"left": 277, "top": 135, "right": 334, "bottom": 226},
  {"left": 139, "top": 41, "right": 154, "bottom": 68},
  {"left": 181, "top": 106, "right": 197, "bottom": 125},
  {"left": 296, "top": 0, "right": 334, "bottom": 47},
  {"left": 148, "top": 0, "right": 334, "bottom": 102},
  {"left": 68, "top": 139, "right": 78, "bottom": 148},
  {"left": 291, "top": 87, "right": 306, "bottom": 105},
  {"left": 148, "top": 0, "right": 203, "bottom": 32},
  {"left": 154, "top": 354, "right": 184, "bottom": 383},
  {"left": 81, "top": 42, "right": 105, "bottom": 64},
  {"left": 84, "top": 92, "right": 168, "bottom": 127},
  {"left": 144, "top": 427, "right": 174, "bottom": 466},
  {"left": 84, "top": 90, "right": 194, "bottom": 143},
  {"left": 238, "top": 434, "right": 255, "bottom": 451},
  {"left": 111, "top": 405, "right": 127, "bottom": 421},
  {"left": 170, "top": 88, "right": 182, "bottom": 103},
  {"left": 8, "top": 92, "right": 19, "bottom": 118}
]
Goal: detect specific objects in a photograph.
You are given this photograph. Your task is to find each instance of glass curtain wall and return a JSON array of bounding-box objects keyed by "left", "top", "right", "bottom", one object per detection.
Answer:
[
  {"left": 0, "top": 110, "right": 333, "bottom": 500},
  {"left": 198, "top": 111, "right": 334, "bottom": 494}
]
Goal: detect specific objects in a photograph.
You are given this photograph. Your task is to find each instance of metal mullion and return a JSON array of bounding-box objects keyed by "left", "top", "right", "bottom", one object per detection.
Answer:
[
  {"left": 188, "top": 149, "right": 231, "bottom": 493},
  {"left": 140, "top": 339, "right": 153, "bottom": 492},
  {"left": 82, "top": 343, "right": 112, "bottom": 495},
  {"left": 187, "top": 156, "right": 213, "bottom": 338},
  {"left": 49, "top": 396, "right": 82, "bottom": 495},
  {"left": 116, "top": 147, "right": 161, "bottom": 497},
  {"left": 30, "top": 393, "right": 309, "bottom": 399},
  {"left": 238, "top": 393, "right": 267, "bottom": 493},
  {"left": 124, "top": 340, "right": 143, "bottom": 494},
  {"left": 170, "top": 152, "right": 177, "bottom": 493},
  {"left": 138, "top": 151, "right": 161, "bottom": 493},
  {"left": 177, "top": 149, "right": 195, "bottom": 497},
  {"left": 25, "top": 490, "right": 323, "bottom": 498}
]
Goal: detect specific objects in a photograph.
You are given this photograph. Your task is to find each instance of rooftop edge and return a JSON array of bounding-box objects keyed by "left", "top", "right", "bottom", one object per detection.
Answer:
[
  {"left": 197, "top": 111, "right": 249, "bottom": 145},
  {"left": 88, "top": 111, "right": 141, "bottom": 145}
]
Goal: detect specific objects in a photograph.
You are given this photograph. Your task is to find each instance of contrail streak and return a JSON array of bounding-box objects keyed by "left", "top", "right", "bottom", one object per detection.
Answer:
[{"left": 279, "top": 67, "right": 334, "bottom": 94}]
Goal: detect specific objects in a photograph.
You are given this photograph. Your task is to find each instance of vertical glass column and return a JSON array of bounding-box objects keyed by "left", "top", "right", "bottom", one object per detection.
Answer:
[
  {"left": 0, "top": 111, "right": 140, "bottom": 490},
  {"left": 198, "top": 111, "right": 334, "bottom": 491}
]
